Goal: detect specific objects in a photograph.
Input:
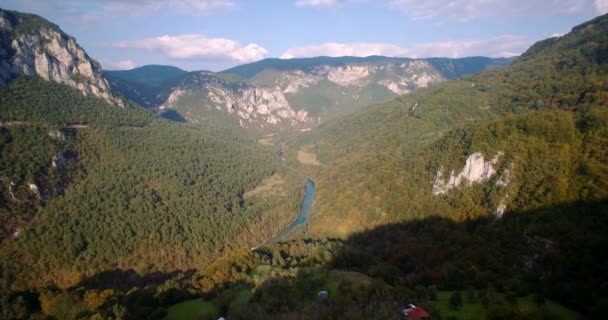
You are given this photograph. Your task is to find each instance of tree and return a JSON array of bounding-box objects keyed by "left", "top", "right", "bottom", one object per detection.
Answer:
[
  {"left": 466, "top": 286, "right": 476, "bottom": 303},
  {"left": 449, "top": 291, "right": 463, "bottom": 310},
  {"left": 428, "top": 285, "right": 438, "bottom": 301}
]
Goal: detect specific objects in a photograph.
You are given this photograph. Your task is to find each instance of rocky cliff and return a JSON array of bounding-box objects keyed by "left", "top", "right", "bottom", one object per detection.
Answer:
[
  {"left": 116, "top": 56, "right": 510, "bottom": 131},
  {"left": 0, "top": 9, "right": 122, "bottom": 106}
]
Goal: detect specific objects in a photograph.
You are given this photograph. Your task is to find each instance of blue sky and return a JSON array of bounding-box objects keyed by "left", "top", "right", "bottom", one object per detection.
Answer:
[{"left": 2, "top": 0, "right": 607, "bottom": 71}]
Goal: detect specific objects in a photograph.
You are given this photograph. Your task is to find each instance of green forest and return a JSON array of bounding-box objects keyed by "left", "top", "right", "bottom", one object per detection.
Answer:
[
  {"left": 0, "top": 6, "right": 607, "bottom": 320},
  {"left": 290, "top": 12, "right": 608, "bottom": 237},
  {"left": 0, "top": 77, "right": 305, "bottom": 291}
]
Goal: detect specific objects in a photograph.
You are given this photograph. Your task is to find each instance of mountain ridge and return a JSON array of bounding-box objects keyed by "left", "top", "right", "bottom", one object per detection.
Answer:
[
  {"left": 107, "top": 56, "right": 512, "bottom": 131},
  {"left": 293, "top": 12, "right": 608, "bottom": 237},
  {"left": 221, "top": 55, "right": 514, "bottom": 79},
  {"left": 0, "top": 8, "right": 123, "bottom": 107}
]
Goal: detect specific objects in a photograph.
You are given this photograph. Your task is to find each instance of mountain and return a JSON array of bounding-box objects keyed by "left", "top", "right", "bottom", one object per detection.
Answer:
[
  {"left": 104, "top": 65, "right": 186, "bottom": 87},
  {"left": 290, "top": 13, "right": 608, "bottom": 238},
  {"left": 108, "top": 56, "right": 511, "bottom": 132},
  {"left": 221, "top": 56, "right": 513, "bottom": 79},
  {"left": 104, "top": 65, "right": 187, "bottom": 108},
  {"left": 0, "top": 8, "right": 301, "bottom": 296},
  {"left": 1, "top": 6, "right": 607, "bottom": 320},
  {"left": 0, "top": 9, "right": 122, "bottom": 106}
]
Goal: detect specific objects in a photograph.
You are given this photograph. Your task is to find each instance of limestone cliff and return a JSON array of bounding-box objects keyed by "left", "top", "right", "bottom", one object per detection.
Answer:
[{"left": 0, "top": 9, "right": 122, "bottom": 106}]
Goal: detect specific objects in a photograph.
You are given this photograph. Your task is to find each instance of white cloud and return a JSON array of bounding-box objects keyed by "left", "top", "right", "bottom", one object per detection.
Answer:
[
  {"left": 280, "top": 36, "right": 530, "bottom": 59},
  {"left": 113, "top": 34, "right": 268, "bottom": 63},
  {"left": 389, "top": 0, "right": 590, "bottom": 21},
  {"left": 294, "top": 0, "right": 600, "bottom": 20},
  {"left": 99, "top": 59, "right": 138, "bottom": 70},
  {"left": 295, "top": 0, "right": 345, "bottom": 7},
  {"left": 596, "top": 0, "right": 608, "bottom": 14},
  {"left": 99, "top": 0, "right": 235, "bottom": 15},
  {"left": 113, "top": 60, "right": 138, "bottom": 70}
]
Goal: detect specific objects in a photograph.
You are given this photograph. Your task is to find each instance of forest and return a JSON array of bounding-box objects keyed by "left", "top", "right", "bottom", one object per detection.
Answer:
[
  {"left": 289, "top": 12, "right": 608, "bottom": 238},
  {"left": 0, "top": 77, "right": 304, "bottom": 291},
  {"left": 0, "top": 7, "right": 607, "bottom": 320},
  {"left": 2, "top": 200, "right": 604, "bottom": 319}
]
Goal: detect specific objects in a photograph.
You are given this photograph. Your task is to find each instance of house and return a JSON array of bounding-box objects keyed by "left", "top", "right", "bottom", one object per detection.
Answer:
[
  {"left": 401, "top": 304, "right": 431, "bottom": 319},
  {"left": 317, "top": 290, "right": 329, "bottom": 302}
]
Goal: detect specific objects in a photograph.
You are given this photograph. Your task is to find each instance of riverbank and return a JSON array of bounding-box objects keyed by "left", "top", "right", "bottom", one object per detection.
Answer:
[{"left": 251, "top": 177, "right": 315, "bottom": 250}]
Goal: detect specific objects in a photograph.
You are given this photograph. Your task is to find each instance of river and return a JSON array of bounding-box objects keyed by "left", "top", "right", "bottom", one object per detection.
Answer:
[{"left": 252, "top": 177, "right": 315, "bottom": 249}]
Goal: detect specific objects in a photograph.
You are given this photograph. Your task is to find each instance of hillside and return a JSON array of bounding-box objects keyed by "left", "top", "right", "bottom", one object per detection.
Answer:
[
  {"left": 221, "top": 56, "right": 513, "bottom": 79},
  {"left": 104, "top": 65, "right": 187, "bottom": 108},
  {"left": 0, "top": 5, "right": 607, "bottom": 320},
  {"left": 0, "top": 77, "right": 308, "bottom": 289},
  {"left": 0, "top": 9, "right": 304, "bottom": 295},
  {"left": 288, "top": 13, "right": 608, "bottom": 237},
  {"left": 108, "top": 56, "right": 511, "bottom": 133}
]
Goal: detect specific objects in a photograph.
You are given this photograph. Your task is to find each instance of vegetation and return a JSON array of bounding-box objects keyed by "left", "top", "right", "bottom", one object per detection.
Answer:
[
  {"left": 0, "top": 8, "right": 607, "bottom": 320},
  {"left": 104, "top": 65, "right": 188, "bottom": 108},
  {"left": 0, "top": 77, "right": 305, "bottom": 291},
  {"left": 2, "top": 201, "right": 599, "bottom": 319},
  {"left": 167, "top": 298, "right": 219, "bottom": 320},
  {"left": 0, "top": 9, "right": 64, "bottom": 38},
  {"left": 290, "top": 12, "right": 608, "bottom": 238}
]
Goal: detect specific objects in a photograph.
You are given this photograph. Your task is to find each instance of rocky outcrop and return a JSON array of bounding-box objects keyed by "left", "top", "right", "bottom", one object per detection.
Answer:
[
  {"left": 0, "top": 9, "right": 122, "bottom": 106},
  {"left": 258, "top": 60, "right": 444, "bottom": 95},
  {"left": 157, "top": 60, "right": 446, "bottom": 128},
  {"left": 159, "top": 71, "right": 309, "bottom": 128},
  {"left": 432, "top": 152, "right": 504, "bottom": 195},
  {"left": 432, "top": 152, "right": 516, "bottom": 218}
]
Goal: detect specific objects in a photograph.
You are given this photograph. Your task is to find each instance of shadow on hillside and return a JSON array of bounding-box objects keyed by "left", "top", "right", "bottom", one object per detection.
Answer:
[
  {"left": 7, "top": 201, "right": 606, "bottom": 319},
  {"left": 74, "top": 268, "right": 197, "bottom": 291},
  {"left": 238, "top": 200, "right": 608, "bottom": 319},
  {"left": 160, "top": 109, "right": 187, "bottom": 122}
]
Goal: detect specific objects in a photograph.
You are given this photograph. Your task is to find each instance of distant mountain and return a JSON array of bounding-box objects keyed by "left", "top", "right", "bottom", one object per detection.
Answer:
[
  {"left": 114, "top": 56, "right": 511, "bottom": 131},
  {"left": 104, "top": 65, "right": 187, "bottom": 87},
  {"left": 104, "top": 65, "right": 187, "bottom": 108},
  {"left": 0, "top": 9, "right": 122, "bottom": 106},
  {"left": 221, "top": 55, "right": 513, "bottom": 79}
]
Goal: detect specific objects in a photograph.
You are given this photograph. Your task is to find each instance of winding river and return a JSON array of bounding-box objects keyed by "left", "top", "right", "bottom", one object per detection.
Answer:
[{"left": 252, "top": 177, "right": 315, "bottom": 249}]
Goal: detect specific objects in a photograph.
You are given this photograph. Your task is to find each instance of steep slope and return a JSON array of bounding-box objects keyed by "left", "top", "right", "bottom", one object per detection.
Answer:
[
  {"left": 0, "top": 9, "right": 122, "bottom": 106},
  {"left": 114, "top": 56, "right": 510, "bottom": 132},
  {"left": 104, "top": 65, "right": 187, "bottom": 108},
  {"left": 293, "top": 13, "right": 608, "bottom": 237},
  {"left": 0, "top": 79, "right": 305, "bottom": 290},
  {"left": 0, "top": 10, "right": 303, "bottom": 291},
  {"left": 156, "top": 71, "right": 308, "bottom": 131}
]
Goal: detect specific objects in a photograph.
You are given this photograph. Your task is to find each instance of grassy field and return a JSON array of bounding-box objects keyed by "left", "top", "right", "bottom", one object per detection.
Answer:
[
  {"left": 435, "top": 291, "right": 583, "bottom": 320},
  {"left": 297, "top": 145, "right": 321, "bottom": 166},
  {"left": 167, "top": 298, "right": 220, "bottom": 320},
  {"left": 243, "top": 174, "right": 287, "bottom": 199}
]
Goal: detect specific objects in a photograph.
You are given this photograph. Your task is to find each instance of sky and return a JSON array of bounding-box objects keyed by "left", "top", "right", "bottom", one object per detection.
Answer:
[{"left": 2, "top": 0, "right": 607, "bottom": 71}]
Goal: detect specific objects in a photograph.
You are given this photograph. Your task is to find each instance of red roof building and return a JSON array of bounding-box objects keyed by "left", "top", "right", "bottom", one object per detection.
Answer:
[{"left": 401, "top": 304, "right": 431, "bottom": 319}]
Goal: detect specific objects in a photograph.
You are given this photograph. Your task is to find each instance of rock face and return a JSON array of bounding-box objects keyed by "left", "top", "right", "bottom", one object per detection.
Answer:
[
  {"left": 157, "top": 60, "right": 447, "bottom": 129},
  {"left": 158, "top": 71, "right": 310, "bottom": 129},
  {"left": 262, "top": 60, "right": 443, "bottom": 95},
  {"left": 432, "top": 152, "right": 504, "bottom": 195},
  {"left": 0, "top": 9, "right": 122, "bottom": 106},
  {"left": 110, "top": 56, "right": 511, "bottom": 131},
  {"left": 432, "top": 152, "right": 515, "bottom": 217}
]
